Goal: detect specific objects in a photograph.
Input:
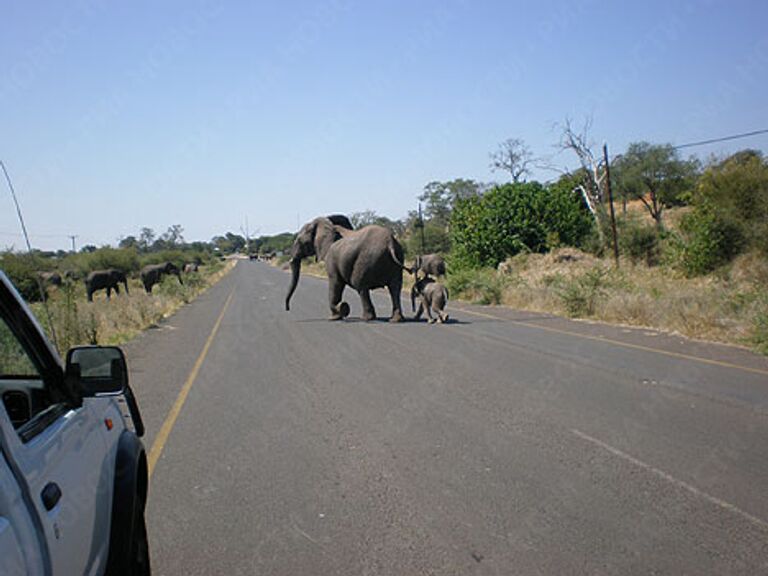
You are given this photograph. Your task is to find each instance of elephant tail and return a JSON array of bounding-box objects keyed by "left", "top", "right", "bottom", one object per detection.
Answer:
[{"left": 388, "top": 241, "right": 412, "bottom": 274}]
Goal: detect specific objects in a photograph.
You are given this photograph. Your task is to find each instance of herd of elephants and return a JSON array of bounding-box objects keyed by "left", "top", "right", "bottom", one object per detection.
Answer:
[{"left": 41, "top": 214, "right": 450, "bottom": 322}]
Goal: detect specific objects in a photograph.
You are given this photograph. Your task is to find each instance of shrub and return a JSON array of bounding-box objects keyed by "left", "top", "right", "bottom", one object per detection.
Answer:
[
  {"left": 0, "top": 252, "right": 49, "bottom": 301},
  {"left": 450, "top": 181, "right": 593, "bottom": 269},
  {"left": 696, "top": 150, "right": 768, "bottom": 255},
  {"left": 445, "top": 267, "right": 506, "bottom": 305},
  {"left": 673, "top": 202, "right": 743, "bottom": 276},
  {"left": 751, "top": 298, "right": 768, "bottom": 355},
  {"left": 556, "top": 266, "right": 610, "bottom": 317},
  {"left": 618, "top": 216, "right": 660, "bottom": 266}
]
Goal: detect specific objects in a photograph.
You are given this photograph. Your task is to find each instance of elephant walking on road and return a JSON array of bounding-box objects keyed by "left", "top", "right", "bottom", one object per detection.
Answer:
[
  {"left": 85, "top": 269, "right": 129, "bottom": 302},
  {"left": 412, "top": 253, "right": 446, "bottom": 278},
  {"left": 285, "top": 214, "right": 410, "bottom": 322},
  {"left": 141, "top": 262, "right": 183, "bottom": 294},
  {"left": 411, "top": 275, "right": 449, "bottom": 323}
]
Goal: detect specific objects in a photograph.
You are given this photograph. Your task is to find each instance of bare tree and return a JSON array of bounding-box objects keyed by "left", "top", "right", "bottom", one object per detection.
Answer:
[
  {"left": 557, "top": 117, "right": 607, "bottom": 218},
  {"left": 490, "top": 138, "right": 534, "bottom": 183}
]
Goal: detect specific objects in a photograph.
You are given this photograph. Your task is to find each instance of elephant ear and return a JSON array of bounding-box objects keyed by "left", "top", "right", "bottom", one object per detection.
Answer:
[
  {"left": 326, "top": 214, "right": 353, "bottom": 230},
  {"left": 314, "top": 218, "right": 340, "bottom": 261}
]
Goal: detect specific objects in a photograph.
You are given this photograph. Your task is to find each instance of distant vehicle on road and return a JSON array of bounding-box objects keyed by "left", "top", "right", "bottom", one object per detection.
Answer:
[{"left": 0, "top": 270, "right": 150, "bottom": 575}]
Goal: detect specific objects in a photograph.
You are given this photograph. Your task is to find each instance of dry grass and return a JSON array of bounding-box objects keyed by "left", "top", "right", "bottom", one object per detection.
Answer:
[
  {"left": 489, "top": 248, "right": 768, "bottom": 352},
  {"left": 33, "top": 260, "right": 235, "bottom": 350}
]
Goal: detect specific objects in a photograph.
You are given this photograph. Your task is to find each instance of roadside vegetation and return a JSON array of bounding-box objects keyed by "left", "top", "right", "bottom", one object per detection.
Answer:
[
  {"left": 5, "top": 129, "right": 767, "bottom": 355},
  {"left": 283, "top": 132, "right": 768, "bottom": 354},
  {"left": 1, "top": 225, "right": 238, "bottom": 351}
]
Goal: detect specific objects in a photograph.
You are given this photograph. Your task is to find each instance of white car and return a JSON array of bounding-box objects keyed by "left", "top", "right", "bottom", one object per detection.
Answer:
[{"left": 0, "top": 271, "right": 150, "bottom": 575}]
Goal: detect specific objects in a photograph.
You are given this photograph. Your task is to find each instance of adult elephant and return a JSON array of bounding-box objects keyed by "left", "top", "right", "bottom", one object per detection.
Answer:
[
  {"left": 85, "top": 269, "right": 129, "bottom": 302},
  {"left": 285, "top": 214, "right": 409, "bottom": 322},
  {"left": 412, "top": 253, "right": 446, "bottom": 278},
  {"left": 141, "top": 262, "right": 182, "bottom": 294},
  {"left": 38, "top": 271, "right": 63, "bottom": 287}
]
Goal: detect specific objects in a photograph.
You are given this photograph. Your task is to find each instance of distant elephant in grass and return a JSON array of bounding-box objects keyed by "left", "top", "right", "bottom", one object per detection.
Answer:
[
  {"left": 38, "top": 271, "right": 62, "bottom": 287},
  {"left": 411, "top": 275, "right": 449, "bottom": 323},
  {"left": 85, "top": 269, "right": 129, "bottom": 302},
  {"left": 285, "top": 214, "right": 410, "bottom": 322},
  {"left": 412, "top": 253, "right": 446, "bottom": 278},
  {"left": 183, "top": 263, "right": 199, "bottom": 273},
  {"left": 141, "top": 262, "right": 182, "bottom": 294}
]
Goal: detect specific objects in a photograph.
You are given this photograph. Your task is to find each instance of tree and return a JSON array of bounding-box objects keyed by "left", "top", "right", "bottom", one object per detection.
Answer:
[
  {"left": 119, "top": 235, "right": 139, "bottom": 250},
  {"left": 418, "top": 179, "right": 485, "bottom": 226},
  {"left": 612, "top": 142, "right": 698, "bottom": 228},
  {"left": 161, "top": 224, "right": 185, "bottom": 247},
  {"left": 349, "top": 211, "right": 405, "bottom": 235},
  {"left": 695, "top": 149, "right": 768, "bottom": 254},
  {"left": 450, "top": 181, "right": 592, "bottom": 268},
  {"left": 138, "top": 227, "right": 155, "bottom": 252},
  {"left": 489, "top": 138, "right": 534, "bottom": 183},
  {"left": 212, "top": 232, "right": 246, "bottom": 254},
  {"left": 557, "top": 117, "right": 607, "bottom": 222}
]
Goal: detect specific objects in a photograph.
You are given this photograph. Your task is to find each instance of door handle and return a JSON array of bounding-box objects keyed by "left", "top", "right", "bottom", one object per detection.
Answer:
[{"left": 41, "top": 482, "right": 62, "bottom": 511}]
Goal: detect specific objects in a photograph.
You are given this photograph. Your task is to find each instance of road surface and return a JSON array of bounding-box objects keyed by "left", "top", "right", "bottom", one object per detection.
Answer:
[{"left": 123, "top": 261, "right": 768, "bottom": 575}]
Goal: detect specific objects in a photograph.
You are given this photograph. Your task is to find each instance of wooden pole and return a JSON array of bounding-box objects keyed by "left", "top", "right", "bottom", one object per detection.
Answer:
[
  {"left": 603, "top": 143, "right": 619, "bottom": 268},
  {"left": 418, "top": 202, "right": 425, "bottom": 254}
]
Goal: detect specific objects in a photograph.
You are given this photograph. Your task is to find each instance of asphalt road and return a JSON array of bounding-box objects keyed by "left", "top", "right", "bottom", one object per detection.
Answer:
[{"left": 123, "top": 261, "right": 768, "bottom": 575}]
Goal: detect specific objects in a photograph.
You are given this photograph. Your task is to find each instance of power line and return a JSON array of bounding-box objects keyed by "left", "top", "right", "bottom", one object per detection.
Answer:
[{"left": 674, "top": 128, "right": 768, "bottom": 150}]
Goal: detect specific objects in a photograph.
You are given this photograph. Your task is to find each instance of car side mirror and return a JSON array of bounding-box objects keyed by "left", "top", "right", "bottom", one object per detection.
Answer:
[{"left": 66, "top": 346, "right": 128, "bottom": 396}]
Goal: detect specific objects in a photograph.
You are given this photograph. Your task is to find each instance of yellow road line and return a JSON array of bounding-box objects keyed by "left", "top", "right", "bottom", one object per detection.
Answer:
[
  {"left": 452, "top": 305, "right": 768, "bottom": 377},
  {"left": 148, "top": 288, "right": 235, "bottom": 477}
]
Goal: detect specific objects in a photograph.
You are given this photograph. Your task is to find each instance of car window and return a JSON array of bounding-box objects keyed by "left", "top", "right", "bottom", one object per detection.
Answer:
[
  {"left": 0, "top": 315, "right": 59, "bottom": 433},
  {"left": 0, "top": 317, "right": 38, "bottom": 378}
]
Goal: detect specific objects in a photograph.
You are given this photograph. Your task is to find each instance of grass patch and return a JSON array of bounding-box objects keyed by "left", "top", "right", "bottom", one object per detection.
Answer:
[
  {"left": 468, "top": 247, "right": 768, "bottom": 354},
  {"left": 32, "top": 259, "right": 234, "bottom": 351}
]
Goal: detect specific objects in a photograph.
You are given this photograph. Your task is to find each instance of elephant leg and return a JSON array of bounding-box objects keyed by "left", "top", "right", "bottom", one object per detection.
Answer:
[
  {"left": 387, "top": 279, "right": 404, "bottom": 323},
  {"left": 114, "top": 284, "right": 121, "bottom": 295},
  {"left": 328, "top": 278, "right": 349, "bottom": 321},
  {"left": 106, "top": 286, "right": 112, "bottom": 300},
  {"left": 424, "top": 303, "right": 435, "bottom": 323},
  {"left": 359, "top": 289, "right": 376, "bottom": 322},
  {"left": 414, "top": 302, "right": 424, "bottom": 321}
]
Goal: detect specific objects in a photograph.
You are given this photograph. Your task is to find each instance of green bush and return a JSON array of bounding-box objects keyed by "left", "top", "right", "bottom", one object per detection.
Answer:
[
  {"left": 674, "top": 202, "right": 744, "bottom": 277},
  {"left": 556, "top": 266, "right": 610, "bottom": 317},
  {"left": 445, "top": 267, "right": 506, "bottom": 305},
  {"left": 450, "top": 181, "right": 593, "bottom": 269},
  {"left": 0, "top": 252, "right": 49, "bottom": 301},
  {"left": 618, "top": 216, "right": 660, "bottom": 266},
  {"left": 751, "top": 296, "right": 768, "bottom": 355},
  {"left": 696, "top": 150, "right": 768, "bottom": 256}
]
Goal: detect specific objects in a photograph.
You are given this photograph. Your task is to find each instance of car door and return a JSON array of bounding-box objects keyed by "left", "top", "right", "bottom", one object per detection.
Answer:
[
  {"left": 0, "top": 275, "right": 113, "bottom": 575},
  {"left": 0, "top": 432, "right": 45, "bottom": 576}
]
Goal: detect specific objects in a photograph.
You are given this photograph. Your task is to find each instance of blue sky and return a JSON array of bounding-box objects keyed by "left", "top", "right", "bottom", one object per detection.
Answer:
[{"left": 2, "top": 0, "right": 767, "bottom": 251}]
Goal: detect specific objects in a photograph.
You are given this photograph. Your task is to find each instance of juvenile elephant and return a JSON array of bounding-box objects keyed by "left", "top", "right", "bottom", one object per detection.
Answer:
[
  {"left": 285, "top": 214, "right": 409, "bottom": 321},
  {"left": 183, "top": 263, "right": 199, "bottom": 273},
  {"left": 85, "top": 269, "right": 129, "bottom": 302},
  {"left": 141, "top": 262, "right": 182, "bottom": 294},
  {"left": 411, "top": 275, "right": 449, "bottom": 323},
  {"left": 413, "top": 253, "right": 446, "bottom": 278}
]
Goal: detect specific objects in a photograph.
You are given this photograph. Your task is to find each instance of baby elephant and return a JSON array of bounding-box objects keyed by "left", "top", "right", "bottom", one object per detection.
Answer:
[{"left": 411, "top": 276, "right": 449, "bottom": 324}]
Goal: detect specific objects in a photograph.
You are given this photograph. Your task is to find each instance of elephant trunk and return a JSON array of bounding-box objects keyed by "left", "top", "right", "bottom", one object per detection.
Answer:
[{"left": 285, "top": 258, "right": 301, "bottom": 311}]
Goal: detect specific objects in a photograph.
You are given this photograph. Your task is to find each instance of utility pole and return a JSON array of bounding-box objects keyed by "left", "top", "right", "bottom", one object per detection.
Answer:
[
  {"left": 68, "top": 234, "right": 78, "bottom": 253},
  {"left": 417, "top": 202, "right": 426, "bottom": 255},
  {"left": 241, "top": 218, "right": 250, "bottom": 255},
  {"left": 603, "top": 143, "right": 619, "bottom": 268}
]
